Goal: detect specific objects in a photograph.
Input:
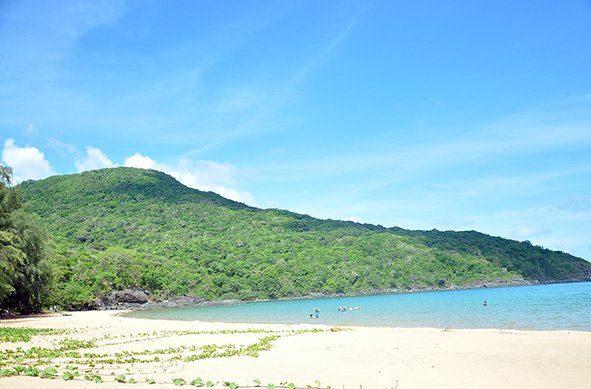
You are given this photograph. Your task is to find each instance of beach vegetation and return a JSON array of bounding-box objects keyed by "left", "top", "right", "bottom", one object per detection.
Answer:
[
  {"left": 0, "top": 327, "right": 64, "bottom": 342},
  {"left": 39, "top": 365, "right": 57, "bottom": 379},
  {"left": 0, "top": 327, "right": 326, "bottom": 386},
  {"left": 59, "top": 338, "right": 95, "bottom": 350},
  {"left": 23, "top": 365, "right": 39, "bottom": 376},
  {"left": 85, "top": 373, "right": 104, "bottom": 383},
  {"left": 0, "top": 367, "right": 15, "bottom": 376},
  {"left": 114, "top": 373, "right": 127, "bottom": 383},
  {"left": 63, "top": 365, "right": 80, "bottom": 380}
]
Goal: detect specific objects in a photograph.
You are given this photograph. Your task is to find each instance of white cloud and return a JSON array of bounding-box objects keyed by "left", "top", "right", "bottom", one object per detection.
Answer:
[
  {"left": 124, "top": 153, "right": 255, "bottom": 205},
  {"left": 1, "top": 138, "right": 53, "bottom": 183},
  {"left": 123, "top": 153, "right": 157, "bottom": 170},
  {"left": 75, "top": 146, "right": 114, "bottom": 172}
]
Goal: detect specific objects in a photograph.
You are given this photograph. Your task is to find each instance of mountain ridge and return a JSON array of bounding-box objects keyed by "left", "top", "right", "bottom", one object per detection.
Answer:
[{"left": 17, "top": 167, "right": 591, "bottom": 308}]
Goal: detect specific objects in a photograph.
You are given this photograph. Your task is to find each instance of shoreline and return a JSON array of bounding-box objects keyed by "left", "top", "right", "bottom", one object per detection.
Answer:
[
  {"left": 1, "top": 310, "right": 590, "bottom": 388},
  {"left": 102, "top": 278, "right": 591, "bottom": 312},
  {"left": 100, "top": 278, "right": 554, "bottom": 312}
]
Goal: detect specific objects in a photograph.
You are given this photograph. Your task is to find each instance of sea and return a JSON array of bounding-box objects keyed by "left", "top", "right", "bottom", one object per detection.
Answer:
[{"left": 126, "top": 281, "right": 591, "bottom": 331}]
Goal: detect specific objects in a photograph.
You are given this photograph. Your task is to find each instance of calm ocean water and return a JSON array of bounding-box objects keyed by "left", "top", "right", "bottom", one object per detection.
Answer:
[{"left": 127, "top": 282, "right": 591, "bottom": 331}]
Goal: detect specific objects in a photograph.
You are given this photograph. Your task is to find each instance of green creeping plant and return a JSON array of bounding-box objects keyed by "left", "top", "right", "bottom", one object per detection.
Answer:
[
  {"left": 114, "top": 374, "right": 127, "bottom": 383},
  {"left": 39, "top": 366, "right": 58, "bottom": 379},
  {"left": 0, "top": 328, "right": 64, "bottom": 343}
]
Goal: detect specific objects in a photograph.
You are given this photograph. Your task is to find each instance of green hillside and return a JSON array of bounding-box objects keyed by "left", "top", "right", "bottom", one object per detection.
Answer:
[{"left": 18, "top": 167, "right": 591, "bottom": 308}]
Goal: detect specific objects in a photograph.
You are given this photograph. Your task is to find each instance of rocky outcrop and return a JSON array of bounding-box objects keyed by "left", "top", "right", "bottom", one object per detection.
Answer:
[
  {"left": 92, "top": 291, "right": 217, "bottom": 311},
  {"left": 109, "top": 289, "right": 149, "bottom": 304},
  {"left": 138, "top": 296, "right": 206, "bottom": 310},
  {"left": 93, "top": 289, "right": 149, "bottom": 310}
]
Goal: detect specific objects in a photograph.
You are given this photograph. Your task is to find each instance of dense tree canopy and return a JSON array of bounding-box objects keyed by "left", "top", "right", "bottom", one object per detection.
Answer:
[
  {"left": 0, "top": 165, "right": 52, "bottom": 313},
  {"left": 16, "top": 167, "right": 591, "bottom": 309}
]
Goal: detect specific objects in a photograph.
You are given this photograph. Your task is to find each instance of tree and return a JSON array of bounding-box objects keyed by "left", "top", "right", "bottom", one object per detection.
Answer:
[{"left": 0, "top": 165, "right": 53, "bottom": 313}]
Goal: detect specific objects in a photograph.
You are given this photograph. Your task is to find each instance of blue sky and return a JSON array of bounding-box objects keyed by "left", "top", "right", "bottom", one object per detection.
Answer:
[{"left": 1, "top": 0, "right": 591, "bottom": 260}]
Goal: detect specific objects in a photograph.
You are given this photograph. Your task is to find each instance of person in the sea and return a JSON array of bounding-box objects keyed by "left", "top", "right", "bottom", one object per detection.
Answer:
[
  {"left": 483, "top": 300, "right": 488, "bottom": 306},
  {"left": 314, "top": 308, "right": 320, "bottom": 318},
  {"left": 309, "top": 313, "right": 314, "bottom": 319}
]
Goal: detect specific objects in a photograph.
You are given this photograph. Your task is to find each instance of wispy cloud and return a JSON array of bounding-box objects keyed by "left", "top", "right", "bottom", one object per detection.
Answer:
[
  {"left": 429, "top": 167, "right": 591, "bottom": 199},
  {"left": 0, "top": 0, "right": 126, "bottom": 66},
  {"left": 190, "top": 10, "right": 363, "bottom": 150},
  {"left": 262, "top": 116, "right": 591, "bottom": 184},
  {"left": 23, "top": 124, "right": 39, "bottom": 138},
  {"left": 289, "top": 15, "right": 360, "bottom": 86},
  {"left": 0, "top": 0, "right": 128, "bottom": 135},
  {"left": 513, "top": 224, "right": 550, "bottom": 239},
  {"left": 47, "top": 138, "right": 79, "bottom": 156}
]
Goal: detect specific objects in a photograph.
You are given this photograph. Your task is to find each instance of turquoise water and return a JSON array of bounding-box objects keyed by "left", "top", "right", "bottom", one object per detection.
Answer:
[{"left": 127, "top": 282, "right": 591, "bottom": 331}]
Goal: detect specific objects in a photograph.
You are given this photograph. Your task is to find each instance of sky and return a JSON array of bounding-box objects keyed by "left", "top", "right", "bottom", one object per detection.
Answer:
[{"left": 1, "top": 0, "right": 591, "bottom": 260}]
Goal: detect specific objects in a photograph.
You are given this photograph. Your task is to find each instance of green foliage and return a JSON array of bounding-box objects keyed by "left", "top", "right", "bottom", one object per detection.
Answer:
[
  {"left": 0, "top": 164, "right": 53, "bottom": 313},
  {"left": 398, "top": 229, "right": 591, "bottom": 282},
  {"left": 85, "top": 373, "right": 103, "bottom": 383},
  {"left": 115, "top": 374, "right": 127, "bottom": 383},
  {"left": 39, "top": 366, "right": 58, "bottom": 379},
  {"left": 0, "top": 368, "right": 15, "bottom": 377},
  {"left": 15, "top": 167, "right": 591, "bottom": 308},
  {"left": 23, "top": 366, "right": 39, "bottom": 376},
  {"left": 0, "top": 327, "right": 63, "bottom": 342},
  {"left": 59, "top": 337, "right": 96, "bottom": 350},
  {"left": 63, "top": 365, "right": 79, "bottom": 381},
  {"left": 174, "top": 378, "right": 187, "bottom": 386}
]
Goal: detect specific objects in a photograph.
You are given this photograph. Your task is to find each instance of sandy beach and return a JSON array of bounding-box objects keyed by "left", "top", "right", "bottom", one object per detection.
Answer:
[{"left": 1, "top": 310, "right": 590, "bottom": 389}]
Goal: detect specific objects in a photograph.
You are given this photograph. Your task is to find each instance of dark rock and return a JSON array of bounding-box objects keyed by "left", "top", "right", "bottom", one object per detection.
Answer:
[
  {"left": 136, "top": 296, "right": 207, "bottom": 310},
  {"left": 108, "top": 289, "right": 149, "bottom": 304},
  {"left": 93, "top": 298, "right": 107, "bottom": 311}
]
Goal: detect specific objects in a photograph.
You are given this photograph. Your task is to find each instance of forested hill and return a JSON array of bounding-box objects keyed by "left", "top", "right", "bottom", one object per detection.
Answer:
[{"left": 18, "top": 167, "right": 591, "bottom": 307}]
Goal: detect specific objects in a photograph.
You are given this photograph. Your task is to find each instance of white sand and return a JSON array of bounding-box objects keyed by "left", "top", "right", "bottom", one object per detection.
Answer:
[{"left": 1, "top": 310, "right": 590, "bottom": 389}]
